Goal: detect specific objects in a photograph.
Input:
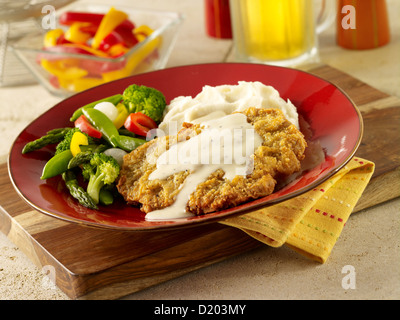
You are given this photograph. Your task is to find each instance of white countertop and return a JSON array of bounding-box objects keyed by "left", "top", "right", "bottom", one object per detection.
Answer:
[{"left": 0, "top": 0, "right": 399, "bottom": 300}]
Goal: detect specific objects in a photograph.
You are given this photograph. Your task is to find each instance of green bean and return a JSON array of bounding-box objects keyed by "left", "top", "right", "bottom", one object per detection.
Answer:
[
  {"left": 83, "top": 107, "right": 147, "bottom": 152},
  {"left": 115, "top": 135, "right": 146, "bottom": 152},
  {"left": 82, "top": 107, "right": 120, "bottom": 147},
  {"left": 69, "top": 94, "right": 122, "bottom": 122},
  {"left": 41, "top": 150, "right": 73, "bottom": 180},
  {"left": 62, "top": 170, "right": 98, "bottom": 210},
  {"left": 99, "top": 188, "right": 114, "bottom": 206},
  {"left": 118, "top": 128, "right": 136, "bottom": 138}
]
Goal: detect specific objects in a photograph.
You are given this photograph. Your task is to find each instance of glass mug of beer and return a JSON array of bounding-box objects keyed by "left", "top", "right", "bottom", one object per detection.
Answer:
[{"left": 229, "top": 0, "right": 336, "bottom": 66}]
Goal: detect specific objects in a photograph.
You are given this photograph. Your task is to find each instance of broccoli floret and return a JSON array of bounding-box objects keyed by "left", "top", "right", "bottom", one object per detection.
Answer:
[
  {"left": 122, "top": 84, "right": 167, "bottom": 123},
  {"left": 55, "top": 128, "right": 94, "bottom": 155},
  {"left": 84, "top": 153, "right": 120, "bottom": 204}
]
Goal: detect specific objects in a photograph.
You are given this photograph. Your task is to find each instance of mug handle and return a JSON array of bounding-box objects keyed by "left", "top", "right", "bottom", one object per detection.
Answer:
[{"left": 316, "top": 0, "right": 337, "bottom": 34}]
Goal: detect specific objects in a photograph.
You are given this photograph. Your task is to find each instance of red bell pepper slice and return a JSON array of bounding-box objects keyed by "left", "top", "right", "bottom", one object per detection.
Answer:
[
  {"left": 59, "top": 12, "right": 135, "bottom": 30},
  {"left": 114, "top": 24, "right": 138, "bottom": 48},
  {"left": 59, "top": 12, "right": 103, "bottom": 25},
  {"left": 74, "top": 115, "right": 103, "bottom": 139},
  {"left": 78, "top": 23, "right": 98, "bottom": 37},
  {"left": 124, "top": 112, "right": 157, "bottom": 137},
  {"left": 98, "top": 31, "right": 125, "bottom": 52}
]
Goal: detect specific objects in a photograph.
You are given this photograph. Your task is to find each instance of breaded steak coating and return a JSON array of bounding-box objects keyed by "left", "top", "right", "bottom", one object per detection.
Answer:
[{"left": 117, "top": 107, "right": 307, "bottom": 215}]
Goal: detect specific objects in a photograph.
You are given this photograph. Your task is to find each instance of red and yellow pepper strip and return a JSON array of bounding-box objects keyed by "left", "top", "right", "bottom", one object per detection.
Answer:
[
  {"left": 39, "top": 7, "right": 159, "bottom": 93},
  {"left": 103, "top": 39, "right": 160, "bottom": 82},
  {"left": 107, "top": 43, "right": 129, "bottom": 57},
  {"left": 64, "top": 22, "right": 92, "bottom": 44},
  {"left": 98, "top": 31, "right": 124, "bottom": 51},
  {"left": 91, "top": 7, "right": 128, "bottom": 49},
  {"left": 59, "top": 11, "right": 137, "bottom": 47},
  {"left": 59, "top": 11, "right": 135, "bottom": 30},
  {"left": 133, "top": 25, "right": 155, "bottom": 42},
  {"left": 43, "top": 28, "right": 64, "bottom": 47}
]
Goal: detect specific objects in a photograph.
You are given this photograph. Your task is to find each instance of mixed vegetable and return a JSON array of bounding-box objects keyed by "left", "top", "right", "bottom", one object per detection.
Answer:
[
  {"left": 22, "top": 84, "right": 166, "bottom": 210},
  {"left": 40, "top": 7, "right": 161, "bottom": 93}
]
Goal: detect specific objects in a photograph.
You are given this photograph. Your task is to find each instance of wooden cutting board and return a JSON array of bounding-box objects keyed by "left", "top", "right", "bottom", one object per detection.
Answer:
[{"left": 1, "top": 64, "right": 399, "bottom": 299}]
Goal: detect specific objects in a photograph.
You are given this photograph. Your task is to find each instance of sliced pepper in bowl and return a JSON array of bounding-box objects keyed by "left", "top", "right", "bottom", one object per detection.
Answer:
[{"left": 38, "top": 6, "right": 161, "bottom": 94}]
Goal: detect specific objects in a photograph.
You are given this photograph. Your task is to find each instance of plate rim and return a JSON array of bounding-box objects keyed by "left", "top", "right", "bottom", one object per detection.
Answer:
[{"left": 7, "top": 62, "right": 364, "bottom": 232}]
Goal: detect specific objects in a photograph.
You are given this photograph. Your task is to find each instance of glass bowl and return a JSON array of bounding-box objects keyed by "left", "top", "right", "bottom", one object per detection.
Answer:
[{"left": 11, "top": 2, "right": 184, "bottom": 97}]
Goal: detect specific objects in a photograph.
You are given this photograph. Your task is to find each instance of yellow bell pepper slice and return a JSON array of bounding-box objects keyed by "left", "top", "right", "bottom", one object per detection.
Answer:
[
  {"left": 64, "top": 22, "right": 92, "bottom": 44},
  {"left": 70, "top": 131, "right": 89, "bottom": 156},
  {"left": 113, "top": 103, "right": 129, "bottom": 129},
  {"left": 133, "top": 25, "right": 154, "bottom": 42},
  {"left": 92, "top": 7, "right": 128, "bottom": 49},
  {"left": 108, "top": 43, "right": 129, "bottom": 57},
  {"left": 43, "top": 29, "right": 64, "bottom": 47}
]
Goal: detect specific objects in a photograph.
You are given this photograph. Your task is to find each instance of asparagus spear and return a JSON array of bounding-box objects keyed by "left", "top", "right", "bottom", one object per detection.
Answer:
[
  {"left": 62, "top": 170, "right": 98, "bottom": 210},
  {"left": 22, "top": 128, "right": 72, "bottom": 154},
  {"left": 67, "top": 144, "right": 108, "bottom": 169}
]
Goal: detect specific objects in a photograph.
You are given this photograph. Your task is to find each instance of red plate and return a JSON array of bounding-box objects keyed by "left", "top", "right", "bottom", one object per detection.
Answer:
[{"left": 8, "top": 63, "right": 363, "bottom": 231}]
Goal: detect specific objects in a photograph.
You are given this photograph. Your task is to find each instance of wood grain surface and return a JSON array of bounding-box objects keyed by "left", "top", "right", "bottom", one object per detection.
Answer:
[{"left": 0, "top": 64, "right": 399, "bottom": 299}]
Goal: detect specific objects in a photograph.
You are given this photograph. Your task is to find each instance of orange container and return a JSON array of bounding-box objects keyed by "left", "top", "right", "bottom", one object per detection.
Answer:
[{"left": 337, "top": 0, "right": 390, "bottom": 49}]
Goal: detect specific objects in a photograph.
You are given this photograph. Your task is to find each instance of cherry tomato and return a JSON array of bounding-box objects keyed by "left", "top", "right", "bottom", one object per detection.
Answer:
[{"left": 124, "top": 112, "right": 157, "bottom": 137}]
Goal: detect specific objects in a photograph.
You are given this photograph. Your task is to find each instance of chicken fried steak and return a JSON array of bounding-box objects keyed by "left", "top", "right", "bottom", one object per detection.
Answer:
[{"left": 117, "top": 107, "right": 307, "bottom": 216}]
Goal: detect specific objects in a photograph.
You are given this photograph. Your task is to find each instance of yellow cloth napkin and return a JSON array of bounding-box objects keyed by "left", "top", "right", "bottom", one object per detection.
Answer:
[{"left": 221, "top": 157, "right": 375, "bottom": 263}]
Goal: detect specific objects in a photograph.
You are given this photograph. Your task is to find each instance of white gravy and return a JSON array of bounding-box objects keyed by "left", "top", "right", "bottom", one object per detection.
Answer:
[{"left": 145, "top": 113, "right": 263, "bottom": 220}]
